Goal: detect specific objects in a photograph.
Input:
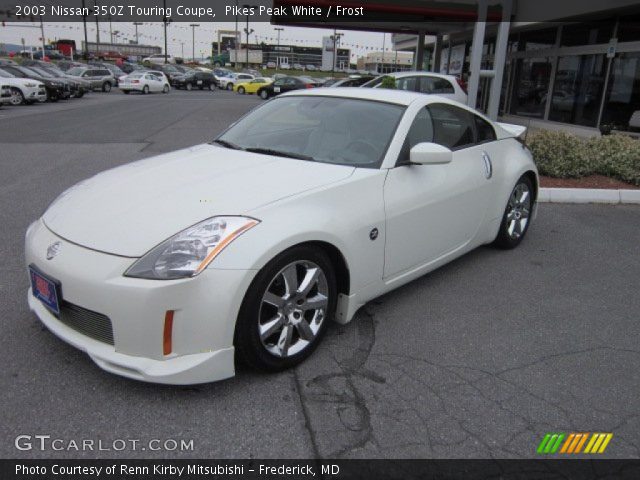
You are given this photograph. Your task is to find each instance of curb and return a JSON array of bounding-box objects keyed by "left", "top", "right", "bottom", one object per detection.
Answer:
[{"left": 538, "top": 188, "right": 640, "bottom": 204}]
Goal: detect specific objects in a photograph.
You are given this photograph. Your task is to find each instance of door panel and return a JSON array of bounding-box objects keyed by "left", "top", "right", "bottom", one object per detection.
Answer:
[{"left": 383, "top": 146, "right": 489, "bottom": 278}]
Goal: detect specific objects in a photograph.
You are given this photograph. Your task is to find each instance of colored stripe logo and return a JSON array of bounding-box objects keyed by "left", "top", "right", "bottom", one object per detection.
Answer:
[{"left": 537, "top": 433, "right": 613, "bottom": 454}]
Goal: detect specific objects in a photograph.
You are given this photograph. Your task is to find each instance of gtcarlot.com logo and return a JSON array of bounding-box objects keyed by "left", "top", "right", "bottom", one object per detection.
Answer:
[
  {"left": 537, "top": 432, "right": 613, "bottom": 454},
  {"left": 15, "top": 435, "right": 194, "bottom": 452}
]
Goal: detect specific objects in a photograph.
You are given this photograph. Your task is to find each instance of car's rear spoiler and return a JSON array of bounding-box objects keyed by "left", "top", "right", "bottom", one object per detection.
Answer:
[{"left": 497, "top": 122, "right": 527, "bottom": 138}]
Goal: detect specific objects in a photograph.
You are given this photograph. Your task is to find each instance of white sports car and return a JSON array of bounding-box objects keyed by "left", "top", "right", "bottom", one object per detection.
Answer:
[{"left": 25, "top": 88, "right": 538, "bottom": 384}]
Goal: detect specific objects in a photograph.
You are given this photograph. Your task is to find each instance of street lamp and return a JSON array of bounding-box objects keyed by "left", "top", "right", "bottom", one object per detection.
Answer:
[
  {"left": 274, "top": 27, "right": 283, "bottom": 69},
  {"left": 331, "top": 30, "right": 343, "bottom": 74},
  {"left": 243, "top": 5, "right": 254, "bottom": 68},
  {"left": 189, "top": 23, "right": 200, "bottom": 62},
  {"left": 133, "top": 21, "right": 143, "bottom": 45}
]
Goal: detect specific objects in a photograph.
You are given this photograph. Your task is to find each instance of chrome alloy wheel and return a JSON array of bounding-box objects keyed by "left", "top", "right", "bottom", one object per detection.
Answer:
[
  {"left": 258, "top": 260, "right": 329, "bottom": 358},
  {"left": 506, "top": 182, "right": 531, "bottom": 240}
]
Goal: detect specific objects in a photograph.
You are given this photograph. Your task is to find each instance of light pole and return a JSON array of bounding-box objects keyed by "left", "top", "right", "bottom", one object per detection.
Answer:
[
  {"left": 331, "top": 30, "right": 343, "bottom": 74},
  {"left": 162, "top": 0, "right": 168, "bottom": 63},
  {"left": 180, "top": 42, "right": 184, "bottom": 58},
  {"left": 93, "top": 0, "right": 100, "bottom": 56},
  {"left": 381, "top": 33, "right": 386, "bottom": 74},
  {"left": 133, "top": 22, "right": 143, "bottom": 45},
  {"left": 243, "top": 5, "right": 254, "bottom": 68},
  {"left": 109, "top": 15, "right": 113, "bottom": 44},
  {"left": 81, "top": 0, "right": 89, "bottom": 59},
  {"left": 274, "top": 27, "right": 283, "bottom": 69},
  {"left": 189, "top": 23, "right": 199, "bottom": 62}
]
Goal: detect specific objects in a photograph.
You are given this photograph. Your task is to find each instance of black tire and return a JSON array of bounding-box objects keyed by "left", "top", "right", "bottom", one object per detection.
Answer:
[
  {"left": 9, "top": 87, "right": 25, "bottom": 106},
  {"left": 47, "top": 90, "right": 59, "bottom": 103},
  {"left": 238, "top": 86, "right": 245, "bottom": 94},
  {"left": 186, "top": 83, "right": 193, "bottom": 91},
  {"left": 226, "top": 83, "right": 233, "bottom": 91},
  {"left": 142, "top": 85, "right": 149, "bottom": 95},
  {"left": 259, "top": 89, "right": 269, "bottom": 100},
  {"left": 234, "top": 245, "right": 337, "bottom": 372},
  {"left": 493, "top": 175, "right": 534, "bottom": 249},
  {"left": 163, "top": 85, "right": 170, "bottom": 94},
  {"left": 198, "top": 85, "right": 203, "bottom": 90},
  {"left": 122, "top": 90, "right": 130, "bottom": 94},
  {"left": 102, "top": 82, "right": 111, "bottom": 93},
  {"left": 209, "top": 83, "right": 215, "bottom": 91}
]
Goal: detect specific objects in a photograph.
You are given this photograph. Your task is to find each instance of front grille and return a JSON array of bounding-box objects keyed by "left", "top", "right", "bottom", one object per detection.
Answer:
[{"left": 58, "top": 301, "right": 114, "bottom": 345}]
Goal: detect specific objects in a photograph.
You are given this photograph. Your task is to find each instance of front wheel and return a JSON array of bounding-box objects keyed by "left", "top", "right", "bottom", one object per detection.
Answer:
[
  {"left": 209, "top": 83, "right": 215, "bottom": 91},
  {"left": 226, "top": 83, "right": 233, "bottom": 91},
  {"left": 163, "top": 85, "right": 170, "bottom": 93},
  {"left": 122, "top": 90, "right": 130, "bottom": 94},
  {"left": 102, "top": 82, "right": 111, "bottom": 93},
  {"left": 259, "top": 89, "right": 269, "bottom": 100},
  {"left": 186, "top": 83, "right": 193, "bottom": 91},
  {"left": 238, "top": 86, "right": 245, "bottom": 94},
  {"left": 494, "top": 175, "right": 534, "bottom": 249},
  {"left": 9, "top": 88, "right": 25, "bottom": 105},
  {"left": 234, "top": 246, "right": 336, "bottom": 372},
  {"left": 142, "top": 85, "right": 150, "bottom": 95}
]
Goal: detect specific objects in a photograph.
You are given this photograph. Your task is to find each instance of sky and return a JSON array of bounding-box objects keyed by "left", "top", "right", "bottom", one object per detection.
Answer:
[{"left": 0, "top": 21, "right": 396, "bottom": 60}]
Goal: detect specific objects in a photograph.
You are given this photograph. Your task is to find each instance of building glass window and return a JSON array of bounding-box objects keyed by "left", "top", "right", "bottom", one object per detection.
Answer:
[
  {"left": 560, "top": 22, "right": 614, "bottom": 46},
  {"left": 617, "top": 15, "right": 640, "bottom": 43},
  {"left": 548, "top": 54, "right": 607, "bottom": 127},
  {"left": 601, "top": 52, "right": 640, "bottom": 130},
  {"left": 520, "top": 28, "right": 557, "bottom": 51},
  {"left": 509, "top": 57, "right": 552, "bottom": 118}
]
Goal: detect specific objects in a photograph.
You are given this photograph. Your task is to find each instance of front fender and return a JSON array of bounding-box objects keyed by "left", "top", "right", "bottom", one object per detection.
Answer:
[{"left": 209, "top": 168, "right": 388, "bottom": 298}]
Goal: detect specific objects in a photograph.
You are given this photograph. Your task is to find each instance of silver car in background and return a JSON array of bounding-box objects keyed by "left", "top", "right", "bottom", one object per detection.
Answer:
[{"left": 66, "top": 67, "right": 116, "bottom": 93}]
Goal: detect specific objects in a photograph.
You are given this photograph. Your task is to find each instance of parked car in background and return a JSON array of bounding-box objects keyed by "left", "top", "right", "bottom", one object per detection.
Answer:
[
  {"left": 361, "top": 71, "right": 468, "bottom": 104},
  {"left": 66, "top": 67, "right": 116, "bottom": 92},
  {"left": 0, "top": 69, "right": 47, "bottom": 105},
  {"left": 172, "top": 71, "right": 217, "bottom": 91},
  {"left": 327, "top": 76, "right": 375, "bottom": 88},
  {"left": 120, "top": 62, "right": 147, "bottom": 74},
  {"left": 152, "top": 63, "right": 182, "bottom": 82},
  {"left": 218, "top": 72, "right": 255, "bottom": 91},
  {"left": 24, "top": 64, "right": 87, "bottom": 98},
  {"left": 142, "top": 54, "right": 177, "bottom": 65},
  {"left": 119, "top": 72, "right": 170, "bottom": 94},
  {"left": 0, "top": 65, "right": 68, "bottom": 101},
  {"left": 266, "top": 61, "right": 277, "bottom": 69},
  {"left": 234, "top": 77, "right": 273, "bottom": 94},
  {"left": 306, "top": 64, "right": 316, "bottom": 71},
  {"left": 89, "top": 62, "right": 126, "bottom": 85},
  {"left": 56, "top": 60, "right": 86, "bottom": 72},
  {"left": 293, "top": 63, "right": 303, "bottom": 70},
  {"left": 257, "top": 76, "right": 315, "bottom": 99},
  {"left": 280, "top": 63, "right": 291, "bottom": 70},
  {"left": 0, "top": 83, "right": 11, "bottom": 107}
]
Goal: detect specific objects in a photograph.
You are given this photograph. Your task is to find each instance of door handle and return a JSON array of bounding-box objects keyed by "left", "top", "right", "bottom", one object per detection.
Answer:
[{"left": 481, "top": 151, "right": 492, "bottom": 179}]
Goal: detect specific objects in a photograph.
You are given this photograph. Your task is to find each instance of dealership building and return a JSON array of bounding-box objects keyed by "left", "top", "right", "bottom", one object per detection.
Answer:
[{"left": 275, "top": 0, "right": 640, "bottom": 133}]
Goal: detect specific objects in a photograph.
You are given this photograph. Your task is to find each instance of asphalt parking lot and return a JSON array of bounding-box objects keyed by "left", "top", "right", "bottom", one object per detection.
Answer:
[{"left": 1, "top": 89, "right": 639, "bottom": 459}]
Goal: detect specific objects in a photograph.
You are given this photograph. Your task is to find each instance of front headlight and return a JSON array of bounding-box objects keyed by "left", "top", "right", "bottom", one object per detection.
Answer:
[{"left": 124, "top": 216, "right": 259, "bottom": 280}]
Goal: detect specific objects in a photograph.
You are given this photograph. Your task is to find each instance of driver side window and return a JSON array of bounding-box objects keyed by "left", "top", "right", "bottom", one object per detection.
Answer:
[{"left": 398, "top": 108, "right": 434, "bottom": 164}]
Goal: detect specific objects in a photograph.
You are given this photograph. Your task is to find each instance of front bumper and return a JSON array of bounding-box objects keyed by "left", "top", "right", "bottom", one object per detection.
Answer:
[
  {"left": 23, "top": 85, "right": 47, "bottom": 103},
  {"left": 25, "top": 219, "right": 256, "bottom": 384}
]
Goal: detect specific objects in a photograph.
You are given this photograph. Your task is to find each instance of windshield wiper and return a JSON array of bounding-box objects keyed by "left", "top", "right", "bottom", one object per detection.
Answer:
[
  {"left": 212, "top": 139, "right": 244, "bottom": 150},
  {"left": 244, "top": 147, "right": 315, "bottom": 161}
]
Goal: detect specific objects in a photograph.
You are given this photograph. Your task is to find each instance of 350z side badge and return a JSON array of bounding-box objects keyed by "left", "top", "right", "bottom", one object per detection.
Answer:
[
  {"left": 369, "top": 228, "right": 379, "bottom": 241},
  {"left": 46, "top": 242, "right": 62, "bottom": 260}
]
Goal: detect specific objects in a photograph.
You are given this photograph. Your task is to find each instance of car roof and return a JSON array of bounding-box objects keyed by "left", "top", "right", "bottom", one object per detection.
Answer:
[
  {"left": 281, "top": 86, "right": 440, "bottom": 106},
  {"left": 380, "top": 71, "right": 459, "bottom": 81}
]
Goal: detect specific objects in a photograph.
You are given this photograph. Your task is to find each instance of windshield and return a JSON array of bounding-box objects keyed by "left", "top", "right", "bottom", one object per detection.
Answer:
[
  {"left": 216, "top": 95, "right": 405, "bottom": 168},
  {"left": 0, "top": 69, "right": 14, "bottom": 78},
  {"left": 67, "top": 67, "right": 84, "bottom": 75}
]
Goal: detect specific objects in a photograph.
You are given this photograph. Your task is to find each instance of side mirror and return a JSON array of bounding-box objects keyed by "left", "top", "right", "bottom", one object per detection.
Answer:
[{"left": 409, "top": 142, "right": 453, "bottom": 165}]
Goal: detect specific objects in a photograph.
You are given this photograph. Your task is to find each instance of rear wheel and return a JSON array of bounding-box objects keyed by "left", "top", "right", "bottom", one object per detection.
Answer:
[
  {"left": 238, "top": 86, "right": 245, "bottom": 94},
  {"left": 226, "top": 83, "right": 233, "bottom": 91},
  {"left": 209, "top": 83, "right": 215, "bottom": 91},
  {"left": 494, "top": 175, "right": 534, "bottom": 249},
  {"left": 9, "top": 88, "right": 25, "bottom": 105},
  {"left": 186, "top": 83, "right": 193, "bottom": 91},
  {"left": 259, "top": 89, "right": 269, "bottom": 100},
  {"left": 162, "top": 85, "right": 170, "bottom": 93},
  {"left": 102, "top": 82, "right": 111, "bottom": 93},
  {"left": 122, "top": 90, "right": 130, "bottom": 94},
  {"left": 234, "top": 246, "right": 336, "bottom": 371},
  {"left": 142, "top": 85, "right": 149, "bottom": 95},
  {"left": 46, "top": 90, "right": 58, "bottom": 102}
]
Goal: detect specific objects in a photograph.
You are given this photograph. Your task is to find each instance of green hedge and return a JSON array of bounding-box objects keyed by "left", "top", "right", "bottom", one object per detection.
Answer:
[{"left": 527, "top": 130, "right": 640, "bottom": 186}]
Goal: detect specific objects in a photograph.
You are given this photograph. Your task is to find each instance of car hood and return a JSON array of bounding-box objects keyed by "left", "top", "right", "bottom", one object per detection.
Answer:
[
  {"left": 43, "top": 144, "right": 355, "bottom": 257},
  {"left": 2, "top": 77, "right": 44, "bottom": 87}
]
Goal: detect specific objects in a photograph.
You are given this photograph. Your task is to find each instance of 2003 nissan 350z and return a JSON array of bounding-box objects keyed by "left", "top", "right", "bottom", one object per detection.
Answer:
[{"left": 25, "top": 88, "right": 538, "bottom": 384}]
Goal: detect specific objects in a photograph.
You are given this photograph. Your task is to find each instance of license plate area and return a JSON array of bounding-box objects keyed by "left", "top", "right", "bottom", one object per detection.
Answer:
[{"left": 29, "top": 265, "right": 61, "bottom": 316}]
